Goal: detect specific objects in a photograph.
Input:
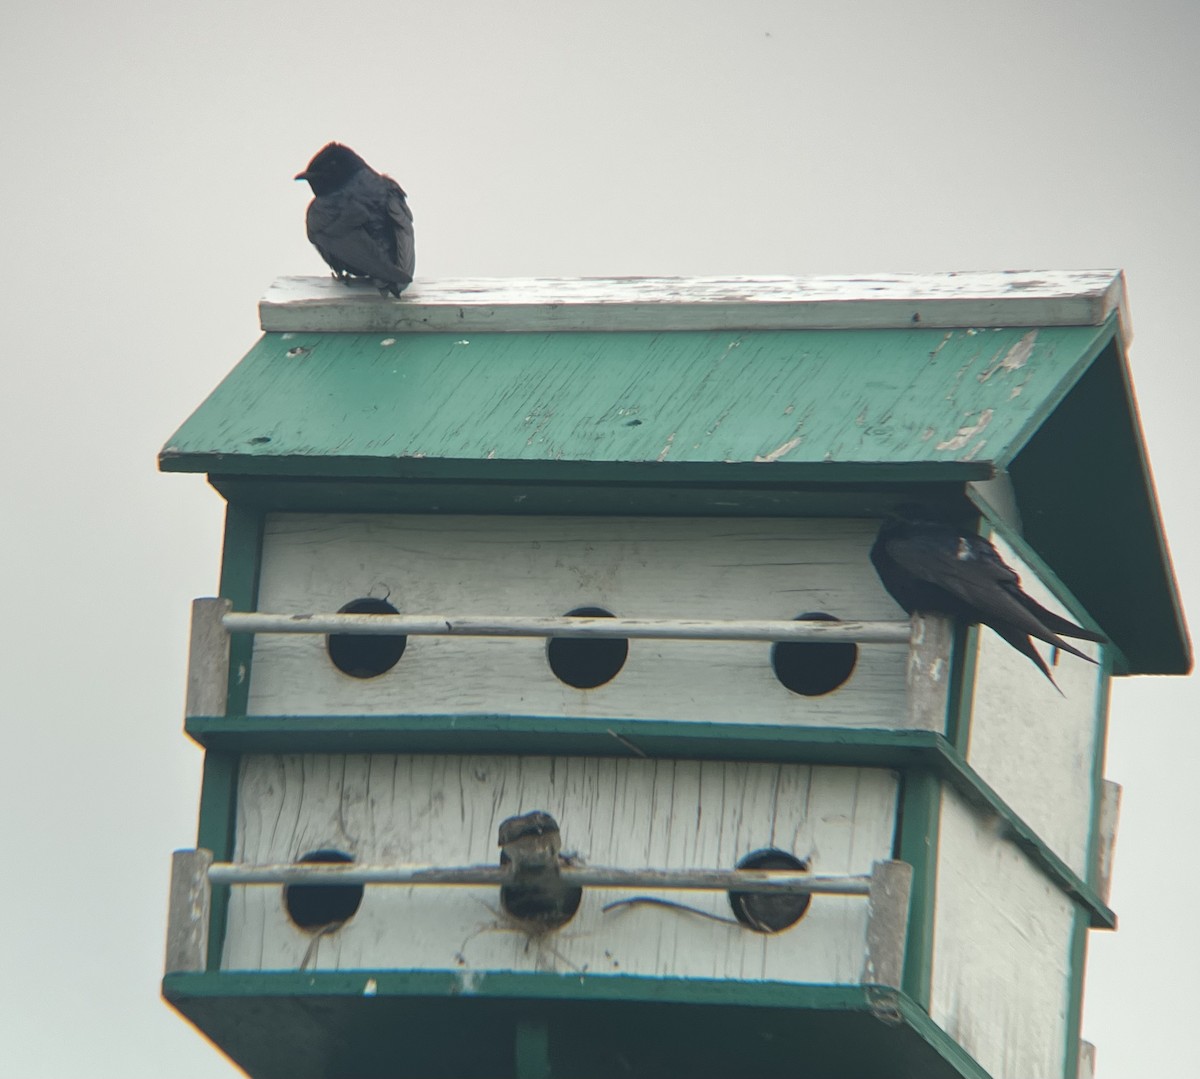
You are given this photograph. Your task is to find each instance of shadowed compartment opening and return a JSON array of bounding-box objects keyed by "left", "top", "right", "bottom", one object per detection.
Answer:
[
  {"left": 728, "top": 849, "right": 812, "bottom": 933},
  {"left": 547, "top": 606, "right": 629, "bottom": 689},
  {"left": 771, "top": 611, "right": 858, "bottom": 696},
  {"left": 284, "top": 849, "right": 364, "bottom": 930},
  {"left": 326, "top": 597, "right": 407, "bottom": 678}
]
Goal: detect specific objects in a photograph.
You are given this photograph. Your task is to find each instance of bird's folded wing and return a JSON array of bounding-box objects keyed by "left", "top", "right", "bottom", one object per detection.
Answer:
[
  {"left": 306, "top": 198, "right": 371, "bottom": 239},
  {"left": 883, "top": 536, "right": 1046, "bottom": 629}
]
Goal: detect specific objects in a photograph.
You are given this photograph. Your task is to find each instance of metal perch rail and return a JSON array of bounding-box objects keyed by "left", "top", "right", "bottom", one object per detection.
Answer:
[
  {"left": 220, "top": 608, "right": 914, "bottom": 643},
  {"left": 166, "top": 849, "right": 913, "bottom": 980},
  {"left": 206, "top": 861, "right": 872, "bottom": 894}
]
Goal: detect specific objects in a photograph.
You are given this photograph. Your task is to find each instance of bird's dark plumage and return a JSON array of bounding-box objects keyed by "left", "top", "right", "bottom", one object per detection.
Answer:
[
  {"left": 497, "top": 811, "right": 581, "bottom": 931},
  {"left": 295, "top": 142, "right": 414, "bottom": 297},
  {"left": 870, "top": 505, "right": 1106, "bottom": 687}
]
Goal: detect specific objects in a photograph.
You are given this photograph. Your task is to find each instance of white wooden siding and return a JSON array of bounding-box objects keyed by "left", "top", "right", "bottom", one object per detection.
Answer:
[
  {"left": 222, "top": 755, "right": 899, "bottom": 985},
  {"left": 247, "top": 514, "right": 915, "bottom": 729},
  {"left": 932, "top": 785, "right": 1074, "bottom": 1079},
  {"left": 965, "top": 536, "right": 1103, "bottom": 877}
]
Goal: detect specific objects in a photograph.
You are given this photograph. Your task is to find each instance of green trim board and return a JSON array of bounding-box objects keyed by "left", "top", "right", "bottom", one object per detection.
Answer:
[
  {"left": 1085, "top": 657, "right": 1115, "bottom": 895},
  {"left": 198, "top": 502, "right": 265, "bottom": 970},
  {"left": 163, "top": 971, "right": 992, "bottom": 1079},
  {"left": 895, "top": 770, "right": 941, "bottom": 1009},
  {"left": 1062, "top": 905, "right": 1091, "bottom": 1079},
  {"left": 207, "top": 475, "right": 976, "bottom": 518},
  {"left": 184, "top": 714, "right": 1114, "bottom": 929},
  {"left": 160, "top": 324, "right": 1113, "bottom": 476},
  {"left": 1005, "top": 338, "right": 1191, "bottom": 674}
]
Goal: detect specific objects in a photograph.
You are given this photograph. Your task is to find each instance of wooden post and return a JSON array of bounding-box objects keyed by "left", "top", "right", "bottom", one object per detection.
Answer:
[
  {"left": 906, "top": 613, "right": 955, "bottom": 732},
  {"left": 186, "top": 598, "right": 232, "bottom": 718},
  {"left": 1094, "top": 780, "right": 1122, "bottom": 905},
  {"left": 861, "top": 859, "right": 913, "bottom": 988},
  {"left": 166, "top": 848, "right": 213, "bottom": 973}
]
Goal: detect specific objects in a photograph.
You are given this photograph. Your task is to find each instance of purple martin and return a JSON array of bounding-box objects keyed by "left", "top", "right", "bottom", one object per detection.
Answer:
[
  {"left": 295, "top": 142, "right": 414, "bottom": 297},
  {"left": 498, "top": 811, "right": 581, "bottom": 930},
  {"left": 870, "top": 505, "right": 1106, "bottom": 686}
]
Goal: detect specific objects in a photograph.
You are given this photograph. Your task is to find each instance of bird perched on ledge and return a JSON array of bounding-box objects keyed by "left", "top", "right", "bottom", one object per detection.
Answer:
[
  {"left": 295, "top": 142, "right": 415, "bottom": 297},
  {"left": 498, "top": 811, "right": 582, "bottom": 931},
  {"left": 870, "top": 504, "right": 1106, "bottom": 687}
]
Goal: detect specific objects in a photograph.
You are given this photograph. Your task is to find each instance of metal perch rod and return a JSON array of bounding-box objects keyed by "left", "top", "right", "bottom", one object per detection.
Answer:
[
  {"left": 207, "top": 862, "right": 872, "bottom": 895},
  {"left": 221, "top": 611, "right": 912, "bottom": 644}
]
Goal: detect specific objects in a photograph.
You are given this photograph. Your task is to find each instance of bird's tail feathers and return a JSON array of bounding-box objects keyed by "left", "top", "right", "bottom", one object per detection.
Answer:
[
  {"left": 1019, "top": 596, "right": 1107, "bottom": 644},
  {"left": 991, "top": 625, "right": 1065, "bottom": 695}
]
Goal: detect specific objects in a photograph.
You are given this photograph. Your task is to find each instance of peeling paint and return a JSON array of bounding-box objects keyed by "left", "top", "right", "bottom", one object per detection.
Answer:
[
  {"left": 363, "top": 978, "right": 378, "bottom": 996},
  {"left": 380, "top": 338, "right": 396, "bottom": 347},
  {"left": 656, "top": 432, "right": 676, "bottom": 462},
  {"left": 960, "top": 438, "right": 988, "bottom": 461},
  {"left": 936, "top": 408, "right": 993, "bottom": 451},
  {"left": 455, "top": 339, "right": 470, "bottom": 345},
  {"left": 929, "top": 331, "right": 955, "bottom": 358},
  {"left": 920, "top": 427, "right": 935, "bottom": 441},
  {"left": 755, "top": 435, "right": 803, "bottom": 463},
  {"left": 455, "top": 969, "right": 483, "bottom": 995},
  {"left": 978, "top": 329, "right": 1038, "bottom": 382}
]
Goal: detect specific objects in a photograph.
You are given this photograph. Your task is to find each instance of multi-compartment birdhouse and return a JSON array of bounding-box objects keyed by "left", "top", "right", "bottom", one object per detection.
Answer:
[{"left": 161, "top": 272, "right": 1189, "bottom": 1079}]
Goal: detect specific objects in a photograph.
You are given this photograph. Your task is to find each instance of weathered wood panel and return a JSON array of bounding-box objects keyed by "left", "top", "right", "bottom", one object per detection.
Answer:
[
  {"left": 932, "top": 785, "right": 1074, "bottom": 1079},
  {"left": 260, "top": 271, "right": 1128, "bottom": 340},
  {"left": 247, "top": 514, "right": 916, "bottom": 728},
  {"left": 222, "top": 756, "right": 899, "bottom": 984},
  {"left": 965, "top": 536, "right": 1104, "bottom": 876},
  {"left": 161, "top": 323, "right": 1114, "bottom": 477}
]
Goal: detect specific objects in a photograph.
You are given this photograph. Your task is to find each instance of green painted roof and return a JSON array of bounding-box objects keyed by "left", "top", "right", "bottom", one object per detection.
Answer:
[
  {"left": 161, "top": 324, "right": 1110, "bottom": 478},
  {"left": 160, "top": 274, "right": 1189, "bottom": 675}
]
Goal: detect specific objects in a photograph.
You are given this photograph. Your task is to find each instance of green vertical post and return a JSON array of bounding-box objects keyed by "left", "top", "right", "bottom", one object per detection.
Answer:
[
  {"left": 514, "top": 1014, "right": 552, "bottom": 1079},
  {"left": 197, "top": 499, "right": 265, "bottom": 970},
  {"left": 896, "top": 769, "right": 941, "bottom": 1010}
]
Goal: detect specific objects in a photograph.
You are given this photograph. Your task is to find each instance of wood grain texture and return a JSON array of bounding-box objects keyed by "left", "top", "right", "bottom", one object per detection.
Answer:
[
  {"left": 160, "top": 323, "right": 1114, "bottom": 475},
  {"left": 222, "top": 755, "right": 899, "bottom": 984},
  {"left": 166, "top": 849, "right": 213, "bottom": 974},
  {"left": 259, "top": 272, "right": 1128, "bottom": 341},
  {"left": 965, "top": 536, "right": 1104, "bottom": 877},
  {"left": 1093, "top": 780, "right": 1121, "bottom": 905},
  {"left": 932, "top": 785, "right": 1074, "bottom": 1079},
  {"left": 186, "top": 598, "right": 232, "bottom": 719},
  {"left": 246, "top": 514, "right": 916, "bottom": 729}
]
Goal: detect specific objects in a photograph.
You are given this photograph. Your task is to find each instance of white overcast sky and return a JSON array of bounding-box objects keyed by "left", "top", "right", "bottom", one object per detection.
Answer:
[{"left": 3, "top": 3, "right": 1197, "bottom": 1077}]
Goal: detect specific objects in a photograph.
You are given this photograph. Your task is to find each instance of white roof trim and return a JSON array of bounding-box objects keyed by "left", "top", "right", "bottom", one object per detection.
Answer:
[{"left": 260, "top": 270, "right": 1130, "bottom": 341}]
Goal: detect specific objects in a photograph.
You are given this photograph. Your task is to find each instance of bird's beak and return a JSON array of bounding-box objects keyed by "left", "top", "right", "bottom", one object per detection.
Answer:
[{"left": 294, "top": 172, "right": 308, "bottom": 182}]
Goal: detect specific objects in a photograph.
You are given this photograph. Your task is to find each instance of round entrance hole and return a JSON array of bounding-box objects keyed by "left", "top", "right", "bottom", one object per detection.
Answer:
[
  {"left": 326, "top": 597, "right": 406, "bottom": 678},
  {"left": 284, "top": 849, "right": 364, "bottom": 930},
  {"left": 546, "top": 606, "right": 628, "bottom": 689},
  {"left": 728, "top": 849, "right": 812, "bottom": 933},
  {"left": 771, "top": 611, "right": 858, "bottom": 696}
]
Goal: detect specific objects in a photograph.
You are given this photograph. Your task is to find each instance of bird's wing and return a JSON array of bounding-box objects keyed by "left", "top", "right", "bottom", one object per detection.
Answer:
[
  {"left": 882, "top": 531, "right": 1096, "bottom": 662},
  {"left": 306, "top": 197, "right": 370, "bottom": 241},
  {"left": 307, "top": 191, "right": 410, "bottom": 284},
  {"left": 382, "top": 178, "right": 415, "bottom": 280}
]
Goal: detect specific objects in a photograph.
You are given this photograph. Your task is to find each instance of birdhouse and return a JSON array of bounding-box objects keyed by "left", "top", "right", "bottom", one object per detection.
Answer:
[{"left": 161, "top": 272, "right": 1189, "bottom": 1079}]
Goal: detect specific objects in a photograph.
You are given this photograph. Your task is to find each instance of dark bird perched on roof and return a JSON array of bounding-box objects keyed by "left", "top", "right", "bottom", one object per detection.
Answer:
[
  {"left": 295, "top": 142, "right": 414, "bottom": 297},
  {"left": 870, "top": 504, "right": 1106, "bottom": 687}
]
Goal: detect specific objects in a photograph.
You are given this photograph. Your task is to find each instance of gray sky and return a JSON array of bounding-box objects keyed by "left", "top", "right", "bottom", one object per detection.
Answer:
[{"left": 3, "top": 3, "right": 1197, "bottom": 1076}]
